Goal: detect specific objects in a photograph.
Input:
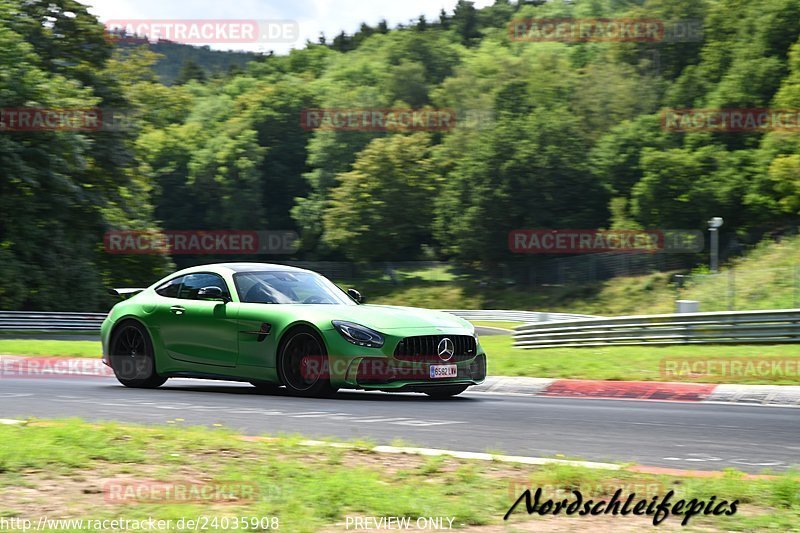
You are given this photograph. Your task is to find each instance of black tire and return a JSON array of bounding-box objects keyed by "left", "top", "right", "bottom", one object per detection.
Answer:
[
  {"left": 277, "top": 326, "right": 337, "bottom": 397},
  {"left": 424, "top": 385, "right": 469, "bottom": 398},
  {"left": 109, "top": 320, "right": 167, "bottom": 389},
  {"left": 250, "top": 381, "right": 281, "bottom": 394}
]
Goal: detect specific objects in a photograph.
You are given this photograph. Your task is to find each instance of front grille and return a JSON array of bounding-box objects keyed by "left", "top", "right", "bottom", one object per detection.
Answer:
[{"left": 393, "top": 335, "right": 476, "bottom": 363}]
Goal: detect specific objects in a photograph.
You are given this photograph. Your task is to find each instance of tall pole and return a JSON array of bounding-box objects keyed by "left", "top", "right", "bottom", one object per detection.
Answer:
[
  {"left": 707, "top": 217, "right": 723, "bottom": 273},
  {"left": 710, "top": 227, "right": 718, "bottom": 273}
]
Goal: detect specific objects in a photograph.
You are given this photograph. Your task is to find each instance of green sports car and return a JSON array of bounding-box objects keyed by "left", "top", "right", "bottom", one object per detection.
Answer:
[{"left": 101, "top": 262, "right": 487, "bottom": 398}]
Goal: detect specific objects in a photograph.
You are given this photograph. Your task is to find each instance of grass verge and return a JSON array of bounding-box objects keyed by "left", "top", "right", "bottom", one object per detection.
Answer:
[
  {"left": 345, "top": 273, "right": 680, "bottom": 316},
  {"left": 468, "top": 321, "right": 524, "bottom": 331},
  {"left": 0, "top": 419, "right": 798, "bottom": 531},
  {"left": 0, "top": 339, "right": 101, "bottom": 358}
]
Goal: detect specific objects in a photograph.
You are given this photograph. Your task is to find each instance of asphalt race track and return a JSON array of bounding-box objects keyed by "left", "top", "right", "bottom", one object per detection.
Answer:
[{"left": 1, "top": 375, "right": 798, "bottom": 473}]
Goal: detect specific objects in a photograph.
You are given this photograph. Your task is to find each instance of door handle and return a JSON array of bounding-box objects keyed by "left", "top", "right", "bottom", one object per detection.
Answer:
[{"left": 170, "top": 305, "right": 185, "bottom": 315}]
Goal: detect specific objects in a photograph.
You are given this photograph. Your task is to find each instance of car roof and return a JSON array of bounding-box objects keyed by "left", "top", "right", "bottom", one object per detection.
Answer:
[{"left": 172, "top": 262, "right": 312, "bottom": 277}]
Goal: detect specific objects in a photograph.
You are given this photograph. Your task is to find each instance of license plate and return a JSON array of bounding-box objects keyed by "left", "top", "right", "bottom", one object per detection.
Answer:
[{"left": 430, "top": 364, "right": 457, "bottom": 379}]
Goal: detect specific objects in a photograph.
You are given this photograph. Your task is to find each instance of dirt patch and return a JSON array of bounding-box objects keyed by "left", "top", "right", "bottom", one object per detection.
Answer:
[{"left": 0, "top": 463, "right": 255, "bottom": 518}]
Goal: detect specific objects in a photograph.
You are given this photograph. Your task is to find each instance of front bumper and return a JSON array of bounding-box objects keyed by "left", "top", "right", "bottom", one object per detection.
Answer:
[{"left": 335, "top": 353, "right": 486, "bottom": 390}]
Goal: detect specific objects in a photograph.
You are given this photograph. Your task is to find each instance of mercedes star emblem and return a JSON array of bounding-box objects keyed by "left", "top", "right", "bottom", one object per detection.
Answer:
[{"left": 437, "top": 337, "right": 455, "bottom": 362}]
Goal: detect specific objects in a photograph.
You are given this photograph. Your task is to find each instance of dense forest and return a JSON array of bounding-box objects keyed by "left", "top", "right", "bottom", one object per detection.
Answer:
[
  {"left": 118, "top": 40, "right": 259, "bottom": 85},
  {"left": 2, "top": 0, "right": 800, "bottom": 310}
]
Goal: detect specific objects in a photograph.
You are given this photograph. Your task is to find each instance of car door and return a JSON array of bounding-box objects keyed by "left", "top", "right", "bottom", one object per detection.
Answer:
[
  {"left": 232, "top": 272, "right": 291, "bottom": 369},
  {"left": 158, "top": 272, "right": 240, "bottom": 368}
]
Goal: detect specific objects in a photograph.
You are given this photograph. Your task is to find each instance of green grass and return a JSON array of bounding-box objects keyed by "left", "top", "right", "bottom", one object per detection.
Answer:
[
  {"left": 468, "top": 321, "right": 523, "bottom": 331},
  {"left": 0, "top": 339, "right": 101, "bottom": 358},
  {"left": 0, "top": 419, "right": 798, "bottom": 531},
  {"left": 676, "top": 236, "right": 800, "bottom": 312},
  {"left": 343, "top": 270, "right": 682, "bottom": 315},
  {"left": 483, "top": 335, "right": 800, "bottom": 384}
]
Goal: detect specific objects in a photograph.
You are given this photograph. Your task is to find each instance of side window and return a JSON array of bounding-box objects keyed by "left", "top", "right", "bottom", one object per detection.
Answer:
[
  {"left": 155, "top": 276, "right": 184, "bottom": 298},
  {"left": 179, "top": 273, "right": 230, "bottom": 300}
]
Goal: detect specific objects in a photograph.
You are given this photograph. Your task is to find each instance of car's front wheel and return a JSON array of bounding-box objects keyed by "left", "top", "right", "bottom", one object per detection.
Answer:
[
  {"left": 423, "top": 384, "right": 469, "bottom": 398},
  {"left": 277, "top": 326, "right": 337, "bottom": 397},
  {"left": 109, "top": 320, "right": 167, "bottom": 389}
]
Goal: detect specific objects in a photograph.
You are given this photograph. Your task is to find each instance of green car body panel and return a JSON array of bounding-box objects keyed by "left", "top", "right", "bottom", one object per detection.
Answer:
[{"left": 101, "top": 263, "right": 487, "bottom": 393}]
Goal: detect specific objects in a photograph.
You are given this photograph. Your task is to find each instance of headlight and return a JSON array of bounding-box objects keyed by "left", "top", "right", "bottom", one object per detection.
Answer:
[{"left": 332, "top": 320, "right": 384, "bottom": 348}]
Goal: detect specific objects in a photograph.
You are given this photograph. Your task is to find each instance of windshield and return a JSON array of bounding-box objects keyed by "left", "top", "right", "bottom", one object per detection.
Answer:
[{"left": 233, "top": 271, "right": 355, "bottom": 305}]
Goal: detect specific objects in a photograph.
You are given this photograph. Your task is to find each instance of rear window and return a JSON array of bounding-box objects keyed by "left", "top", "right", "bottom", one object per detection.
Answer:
[{"left": 155, "top": 276, "right": 183, "bottom": 298}]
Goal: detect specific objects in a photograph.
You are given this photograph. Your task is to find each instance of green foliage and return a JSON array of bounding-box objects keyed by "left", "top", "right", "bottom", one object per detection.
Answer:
[
  {"left": 435, "top": 103, "right": 609, "bottom": 263},
  {"left": 0, "top": 0, "right": 170, "bottom": 310},
  {"left": 175, "top": 59, "right": 206, "bottom": 85},
  {"left": 5, "top": 0, "right": 800, "bottom": 311},
  {"left": 323, "top": 133, "right": 437, "bottom": 260},
  {"left": 116, "top": 40, "right": 260, "bottom": 85}
]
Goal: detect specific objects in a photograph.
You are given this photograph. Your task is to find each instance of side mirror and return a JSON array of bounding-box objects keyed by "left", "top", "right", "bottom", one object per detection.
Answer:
[
  {"left": 346, "top": 288, "right": 363, "bottom": 303},
  {"left": 197, "top": 286, "right": 229, "bottom": 302}
]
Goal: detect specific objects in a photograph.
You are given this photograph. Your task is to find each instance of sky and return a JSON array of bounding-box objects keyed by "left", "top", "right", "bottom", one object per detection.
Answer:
[{"left": 81, "top": 0, "right": 495, "bottom": 54}]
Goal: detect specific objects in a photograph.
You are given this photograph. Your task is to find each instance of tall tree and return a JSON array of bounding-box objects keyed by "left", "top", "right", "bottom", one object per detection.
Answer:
[
  {"left": 322, "top": 134, "right": 438, "bottom": 261},
  {"left": 176, "top": 59, "right": 206, "bottom": 84},
  {"left": 451, "top": 0, "right": 481, "bottom": 46},
  {"left": 0, "top": 0, "right": 169, "bottom": 309}
]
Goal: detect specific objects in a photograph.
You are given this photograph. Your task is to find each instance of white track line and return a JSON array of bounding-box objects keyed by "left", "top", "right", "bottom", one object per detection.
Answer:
[{"left": 296, "top": 439, "right": 620, "bottom": 470}]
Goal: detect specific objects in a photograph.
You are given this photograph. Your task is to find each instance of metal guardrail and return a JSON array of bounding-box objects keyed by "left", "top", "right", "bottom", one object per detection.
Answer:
[
  {"left": 8, "top": 308, "right": 800, "bottom": 347},
  {"left": 514, "top": 309, "right": 800, "bottom": 348},
  {"left": 0, "top": 309, "right": 591, "bottom": 335},
  {"left": 0, "top": 311, "right": 107, "bottom": 333},
  {"left": 441, "top": 310, "right": 595, "bottom": 323}
]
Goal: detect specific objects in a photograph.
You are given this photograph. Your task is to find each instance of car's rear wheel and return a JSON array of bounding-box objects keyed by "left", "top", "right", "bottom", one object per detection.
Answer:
[
  {"left": 423, "top": 384, "right": 469, "bottom": 398},
  {"left": 277, "top": 326, "right": 337, "bottom": 397},
  {"left": 109, "top": 320, "right": 167, "bottom": 389}
]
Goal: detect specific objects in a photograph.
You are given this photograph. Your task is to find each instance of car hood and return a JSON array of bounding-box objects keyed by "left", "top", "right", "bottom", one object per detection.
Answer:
[{"left": 290, "top": 304, "right": 473, "bottom": 332}]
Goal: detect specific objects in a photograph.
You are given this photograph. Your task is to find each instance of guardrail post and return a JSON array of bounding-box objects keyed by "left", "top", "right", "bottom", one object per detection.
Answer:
[{"left": 673, "top": 274, "right": 684, "bottom": 305}]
